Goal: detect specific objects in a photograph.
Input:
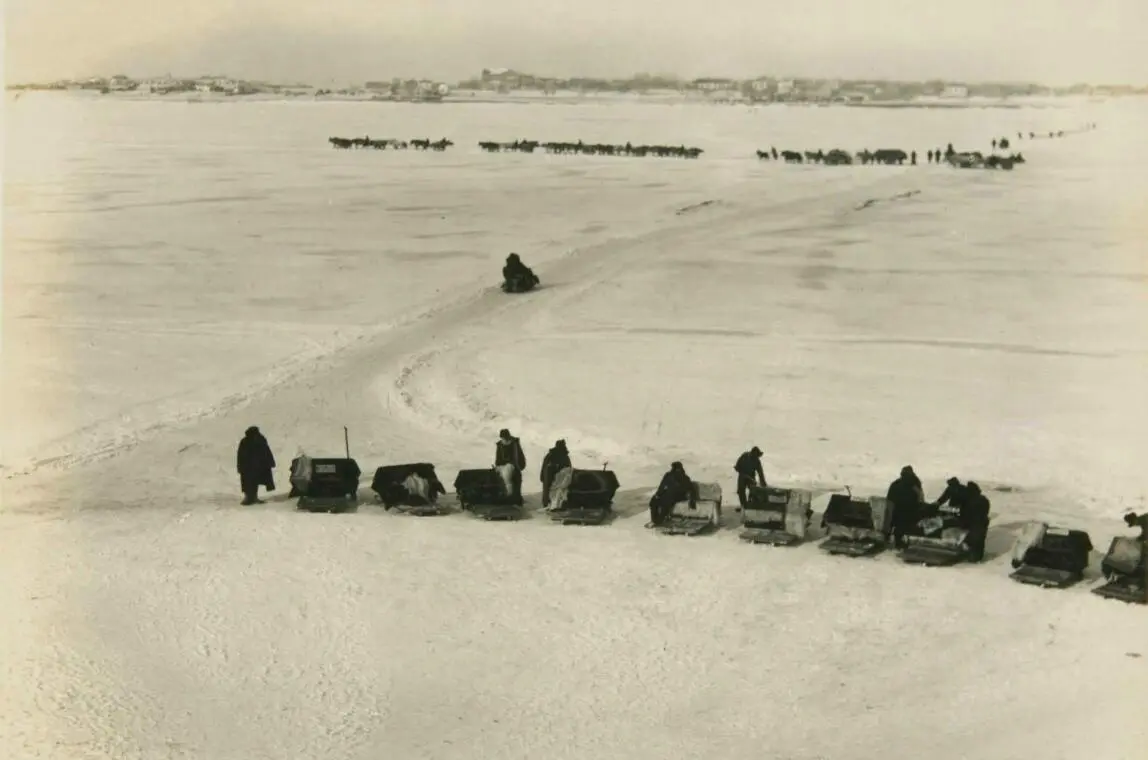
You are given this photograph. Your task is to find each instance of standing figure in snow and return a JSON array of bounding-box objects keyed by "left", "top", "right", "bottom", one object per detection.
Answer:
[
  {"left": 649, "top": 461, "right": 697, "bottom": 526},
  {"left": 494, "top": 428, "right": 527, "bottom": 505},
  {"left": 887, "top": 465, "right": 925, "bottom": 548},
  {"left": 237, "top": 426, "right": 276, "bottom": 505},
  {"left": 734, "top": 446, "right": 766, "bottom": 509},
  {"left": 540, "top": 439, "right": 571, "bottom": 508},
  {"left": 959, "top": 482, "right": 992, "bottom": 562},
  {"left": 933, "top": 476, "right": 968, "bottom": 517}
]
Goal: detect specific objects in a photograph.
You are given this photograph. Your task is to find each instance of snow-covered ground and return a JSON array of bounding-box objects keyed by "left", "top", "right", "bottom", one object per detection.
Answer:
[{"left": 3, "top": 93, "right": 1147, "bottom": 760}]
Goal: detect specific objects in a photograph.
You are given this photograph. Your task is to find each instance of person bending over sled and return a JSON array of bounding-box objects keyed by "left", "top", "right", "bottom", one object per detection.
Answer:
[
  {"left": 649, "top": 461, "right": 698, "bottom": 526},
  {"left": 494, "top": 428, "right": 527, "bottom": 505},
  {"left": 502, "top": 253, "right": 539, "bottom": 292},
  {"left": 1124, "top": 512, "right": 1148, "bottom": 541},
  {"left": 237, "top": 426, "right": 276, "bottom": 505},
  {"left": 734, "top": 447, "right": 766, "bottom": 509},
  {"left": 540, "top": 439, "right": 571, "bottom": 508}
]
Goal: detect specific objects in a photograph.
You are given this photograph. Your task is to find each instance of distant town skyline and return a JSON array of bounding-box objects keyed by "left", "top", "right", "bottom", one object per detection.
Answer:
[{"left": 8, "top": 0, "right": 1147, "bottom": 87}]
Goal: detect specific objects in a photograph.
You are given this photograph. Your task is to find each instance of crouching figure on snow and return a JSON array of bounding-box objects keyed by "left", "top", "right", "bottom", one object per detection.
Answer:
[
  {"left": 648, "top": 461, "right": 698, "bottom": 527},
  {"left": 502, "top": 253, "right": 540, "bottom": 293}
]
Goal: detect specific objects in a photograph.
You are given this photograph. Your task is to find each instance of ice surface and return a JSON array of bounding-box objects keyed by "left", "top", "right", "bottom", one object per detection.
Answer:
[{"left": 3, "top": 93, "right": 1148, "bottom": 759}]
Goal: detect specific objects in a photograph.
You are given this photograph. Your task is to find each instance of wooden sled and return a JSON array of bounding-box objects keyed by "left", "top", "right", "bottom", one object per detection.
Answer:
[
  {"left": 655, "top": 483, "right": 721, "bottom": 536},
  {"left": 296, "top": 458, "right": 362, "bottom": 514},
  {"left": 547, "top": 469, "right": 620, "bottom": 526},
  {"left": 1091, "top": 537, "right": 1147, "bottom": 604},
  {"left": 1008, "top": 523, "right": 1091, "bottom": 589},
  {"left": 899, "top": 518, "right": 974, "bottom": 567},
  {"left": 739, "top": 486, "right": 812, "bottom": 546},
  {"left": 371, "top": 463, "right": 449, "bottom": 516},
  {"left": 453, "top": 468, "right": 525, "bottom": 522},
  {"left": 819, "top": 494, "right": 894, "bottom": 557}
]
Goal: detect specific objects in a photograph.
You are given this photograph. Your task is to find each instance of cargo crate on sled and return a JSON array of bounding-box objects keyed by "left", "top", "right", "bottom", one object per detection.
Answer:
[
  {"left": 899, "top": 514, "right": 983, "bottom": 567},
  {"left": 656, "top": 482, "right": 722, "bottom": 536},
  {"left": 1009, "top": 522, "right": 1092, "bottom": 589},
  {"left": 453, "top": 468, "right": 525, "bottom": 521},
  {"left": 296, "top": 458, "right": 362, "bottom": 513},
  {"left": 819, "top": 494, "right": 894, "bottom": 557},
  {"left": 1092, "top": 536, "right": 1147, "bottom": 604},
  {"left": 371, "top": 463, "right": 448, "bottom": 516},
  {"left": 548, "top": 468, "right": 620, "bottom": 526},
  {"left": 739, "top": 486, "right": 813, "bottom": 546}
]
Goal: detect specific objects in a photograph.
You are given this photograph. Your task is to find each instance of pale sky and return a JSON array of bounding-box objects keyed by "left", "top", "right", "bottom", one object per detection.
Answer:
[{"left": 5, "top": 0, "right": 1147, "bottom": 86}]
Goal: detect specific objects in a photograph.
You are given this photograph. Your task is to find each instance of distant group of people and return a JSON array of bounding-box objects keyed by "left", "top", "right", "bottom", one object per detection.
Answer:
[{"left": 234, "top": 428, "right": 1146, "bottom": 556}]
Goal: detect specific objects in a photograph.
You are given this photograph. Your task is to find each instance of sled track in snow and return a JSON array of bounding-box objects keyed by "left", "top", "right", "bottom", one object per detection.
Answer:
[{"left": 5, "top": 169, "right": 919, "bottom": 487}]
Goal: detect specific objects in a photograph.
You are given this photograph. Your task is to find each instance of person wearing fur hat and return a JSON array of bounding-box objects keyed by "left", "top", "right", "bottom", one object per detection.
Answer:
[
  {"left": 236, "top": 426, "right": 276, "bottom": 505},
  {"left": 887, "top": 465, "right": 925, "bottom": 548},
  {"left": 734, "top": 446, "right": 766, "bottom": 509},
  {"left": 494, "top": 428, "right": 527, "bottom": 505},
  {"left": 540, "top": 439, "right": 572, "bottom": 507}
]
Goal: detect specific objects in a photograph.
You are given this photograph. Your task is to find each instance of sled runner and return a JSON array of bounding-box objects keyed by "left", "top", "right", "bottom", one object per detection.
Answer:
[
  {"left": 739, "top": 486, "right": 813, "bottom": 546},
  {"left": 655, "top": 482, "right": 722, "bottom": 536},
  {"left": 1092, "top": 537, "right": 1147, "bottom": 604},
  {"left": 371, "top": 463, "right": 448, "bottom": 516},
  {"left": 547, "top": 468, "right": 620, "bottom": 526},
  {"left": 453, "top": 468, "right": 525, "bottom": 521},
  {"left": 819, "top": 494, "right": 894, "bottom": 557},
  {"left": 296, "top": 458, "right": 361, "bottom": 513},
  {"left": 501, "top": 273, "right": 539, "bottom": 293},
  {"left": 1008, "top": 522, "right": 1093, "bottom": 589}
]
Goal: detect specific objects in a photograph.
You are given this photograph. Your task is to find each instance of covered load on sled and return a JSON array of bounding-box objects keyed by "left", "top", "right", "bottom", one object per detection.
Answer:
[
  {"left": 899, "top": 480, "right": 991, "bottom": 566},
  {"left": 819, "top": 493, "right": 894, "bottom": 557},
  {"left": 1092, "top": 537, "right": 1147, "bottom": 604},
  {"left": 370, "top": 463, "right": 448, "bottom": 515},
  {"left": 292, "top": 455, "right": 362, "bottom": 513},
  {"left": 1009, "top": 521, "right": 1093, "bottom": 589},
  {"left": 546, "top": 467, "right": 620, "bottom": 525},
  {"left": 453, "top": 463, "right": 526, "bottom": 520},
  {"left": 501, "top": 252, "right": 540, "bottom": 293},
  {"left": 654, "top": 482, "right": 723, "bottom": 536},
  {"left": 739, "top": 486, "right": 813, "bottom": 546}
]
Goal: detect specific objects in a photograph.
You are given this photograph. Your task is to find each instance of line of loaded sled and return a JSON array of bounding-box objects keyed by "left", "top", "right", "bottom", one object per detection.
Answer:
[{"left": 284, "top": 452, "right": 1145, "bottom": 607}]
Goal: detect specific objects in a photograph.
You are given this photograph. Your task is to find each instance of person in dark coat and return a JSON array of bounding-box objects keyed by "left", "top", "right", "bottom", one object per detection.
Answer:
[
  {"left": 502, "top": 253, "right": 538, "bottom": 289},
  {"left": 237, "top": 426, "right": 276, "bottom": 505},
  {"left": 494, "top": 428, "right": 526, "bottom": 505},
  {"left": 649, "top": 461, "right": 697, "bottom": 526},
  {"left": 933, "top": 477, "right": 968, "bottom": 517},
  {"left": 1123, "top": 512, "right": 1148, "bottom": 541},
  {"left": 540, "top": 439, "right": 572, "bottom": 507},
  {"left": 734, "top": 446, "right": 766, "bottom": 508},
  {"left": 887, "top": 465, "right": 925, "bottom": 548},
  {"left": 959, "top": 481, "right": 992, "bottom": 561}
]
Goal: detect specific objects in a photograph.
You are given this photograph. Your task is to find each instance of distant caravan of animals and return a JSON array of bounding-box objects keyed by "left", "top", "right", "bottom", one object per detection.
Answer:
[
  {"left": 326, "top": 123, "right": 1097, "bottom": 171},
  {"left": 286, "top": 118, "right": 1148, "bottom": 605}
]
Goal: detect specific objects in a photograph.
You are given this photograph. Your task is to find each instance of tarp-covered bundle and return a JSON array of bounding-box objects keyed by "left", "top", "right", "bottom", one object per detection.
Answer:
[
  {"left": 900, "top": 511, "right": 973, "bottom": 566},
  {"left": 549, "top": 468, "right": 620, "bottom": 525},
  {"left": 371, "top": 463, "right": 447, "bottom": 512},
  {"left": 1093, "top": 537, "right": 1147, "bottom": 604},
  {"left": 297, "top": 458, "right": 362, "bottom": 513},
  {"left": 740, "top": 486, "right": 812, "bottom": 545},
  {"left": 1009, "top": 522, "right": 1093, "bottom": 588},
  {"left": 820, "top": 494, "right": 893, "bottom": 556},
  {"left": 454, "top": 468, "right": 523, "bottom": 520}
]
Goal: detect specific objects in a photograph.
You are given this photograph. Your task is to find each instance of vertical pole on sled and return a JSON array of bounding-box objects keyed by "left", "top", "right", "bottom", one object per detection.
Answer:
[{"left": 344, "top": 426, "right": 350, "bottom": 459}]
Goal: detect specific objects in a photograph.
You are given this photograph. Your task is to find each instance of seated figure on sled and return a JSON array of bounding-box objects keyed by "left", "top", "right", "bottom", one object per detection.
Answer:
[
  {"left": 900, "top": 480, "right": 991, "bottom": 566},
  {"left": 502, "top": 253, "right": 540, "bottom": 293},
  {"left": 370, "top": 463, "right": 448, "bottom": 515},
  {"left": 1092, "top": 513, "right": 1148, "bottom": 604},
  {"left": 739, "top": 485, "right": 813, "bottom": 546},
  {"left": 292, "top": 453, "right": 362, "bottom": 513},
  {"left": 820, "top": 491, "right": 895, "bottom": 557},
  {"left": 1009, "top": 521, "right": 1093, "bottom": 588},
  {"left": 649, "top": 462, "right": 722, "bottom": 536}
]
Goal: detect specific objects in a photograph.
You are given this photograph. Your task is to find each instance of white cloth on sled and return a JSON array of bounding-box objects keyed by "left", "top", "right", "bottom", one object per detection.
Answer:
[
  {"left": 547, "top": 467, "right": 574, "bottom": 511},
  {"left": 290, "top": 454, "right": 313, "bottom": 490},
  {"left": 495, "top": 463, "right": 517, "bottom": 497},
  {"left": 403, "top": 473, "right": 434, "bottom": 503},
  {"left": 1011, "top": 521, "right": 1047, "bottom": 566}
]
